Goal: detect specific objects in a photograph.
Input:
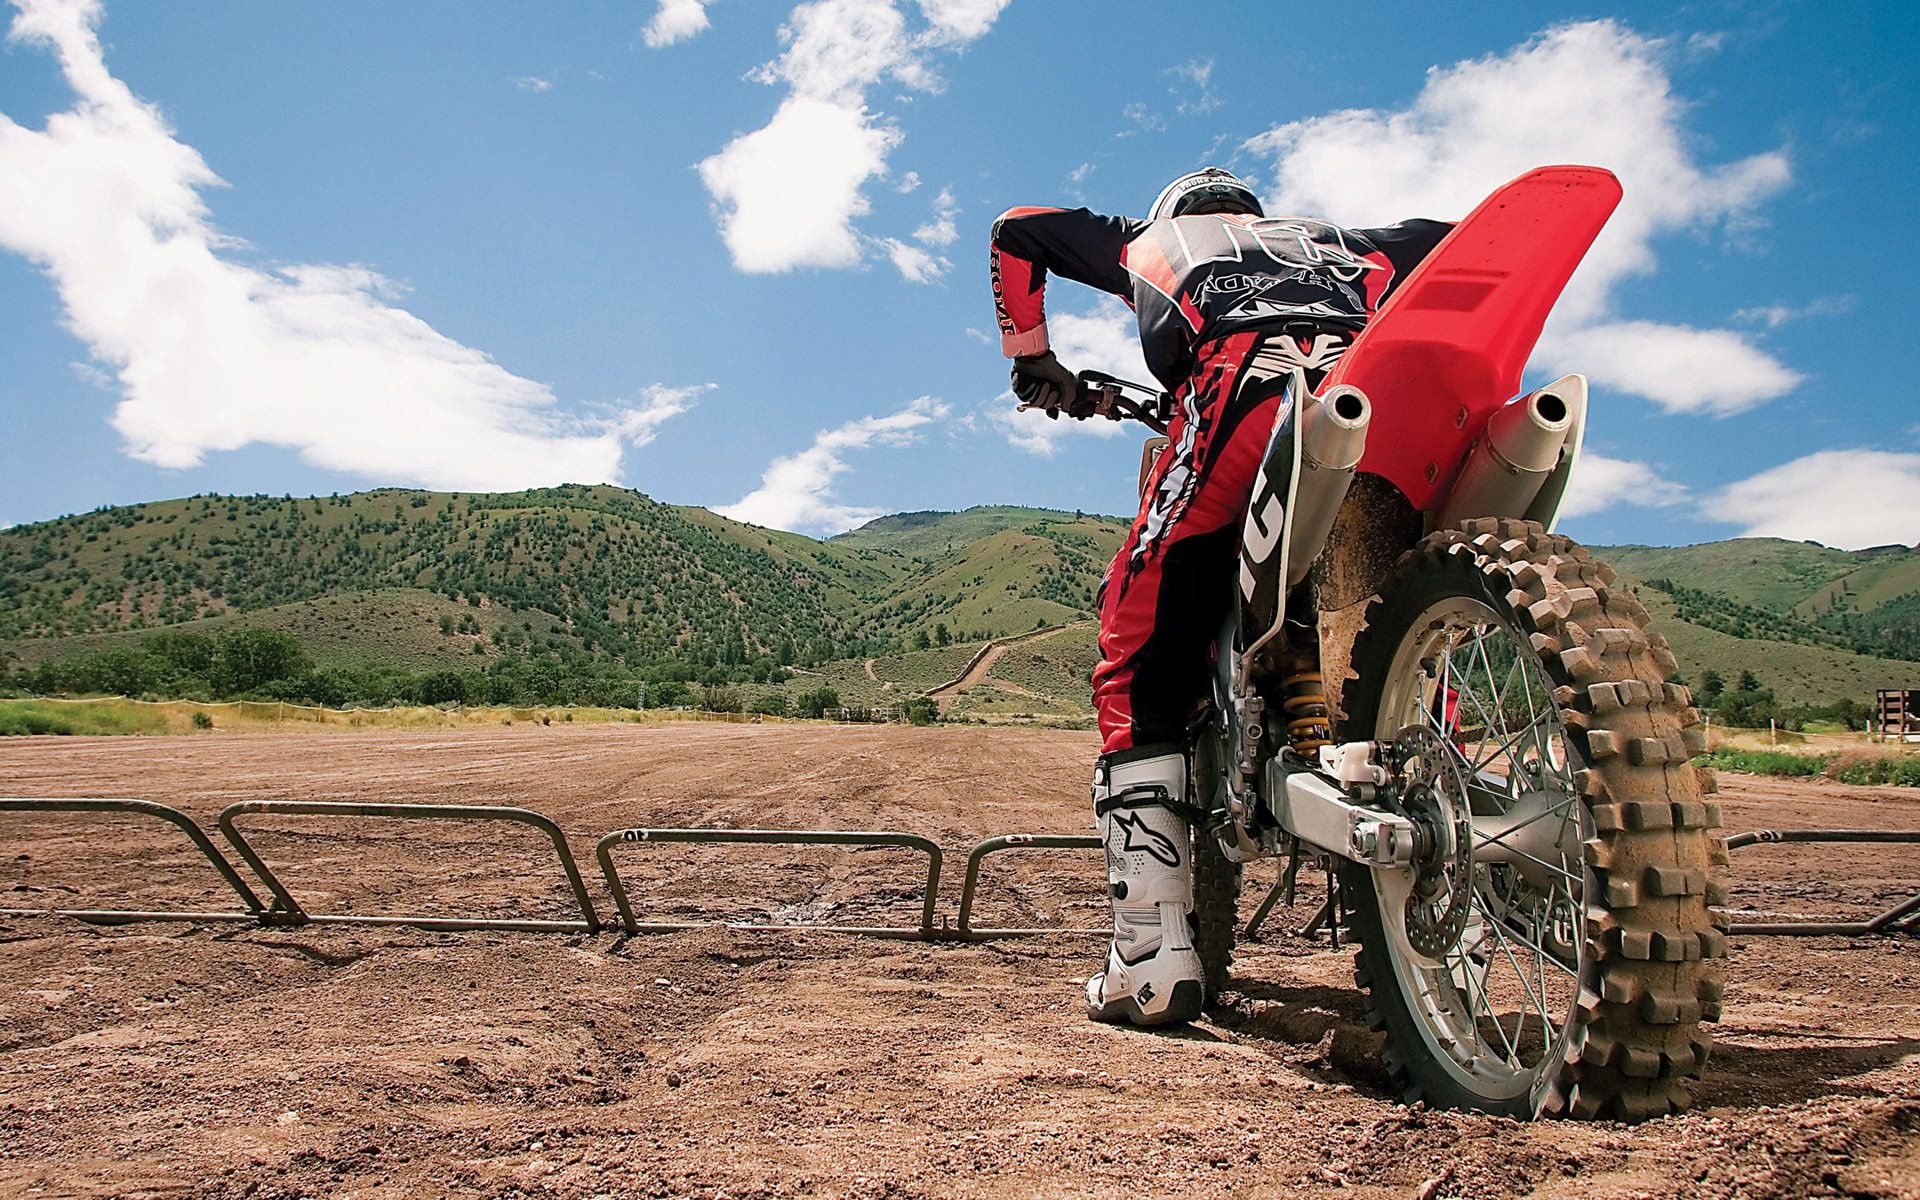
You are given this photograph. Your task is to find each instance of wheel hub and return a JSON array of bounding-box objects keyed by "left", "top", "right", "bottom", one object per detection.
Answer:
[{"left": 1391, "top": 726, "right": 1475, "bottom": 958}]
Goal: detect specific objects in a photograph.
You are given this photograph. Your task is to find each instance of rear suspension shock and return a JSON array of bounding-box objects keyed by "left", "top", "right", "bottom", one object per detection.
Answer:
[{"left": 1280, "top": 650, "right": 1333, "bottom": 758}]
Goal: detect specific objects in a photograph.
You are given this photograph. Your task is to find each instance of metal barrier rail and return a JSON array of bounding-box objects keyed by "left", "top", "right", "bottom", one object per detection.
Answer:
[
  {"left": 1, "top": 797, "right": 267, "bottom": 924},
  {"left": 595, "top": 828, "right": 942, "bottom": 938},
  {"left": 956, "top": 833, "right": 1104, "bottom": 939},
  {"left": 1726, "top": 828, "right": 1920, "bottom": 936},
  {"left": 217, "top": 801, "right": 601, "bottom": 933}
]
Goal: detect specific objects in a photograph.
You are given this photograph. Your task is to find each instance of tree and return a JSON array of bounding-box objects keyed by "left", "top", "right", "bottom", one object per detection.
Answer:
[
  {"left": 933, "top": 623, "right": 951, "bottom": 647},
  {"left": 1699, "top": 670, "right": 1724, "bottom": 701},
  {"left": 1736, "top": 670, "right": 1761, "bottom": 694},
  {"left": 913, "top": 629, "right": 932, "bottom": 651},
  {"left": 900, "top": 696, "right": 938, "bottom": 726},
  {"left": 794, "top": 686, "right": 840, "bottom": 719},
  {"left": 212, "top": 629, "right": 311, "bottom": 694}
]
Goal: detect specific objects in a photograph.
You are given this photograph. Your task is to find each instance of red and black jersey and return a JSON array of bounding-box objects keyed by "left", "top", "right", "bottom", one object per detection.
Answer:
[{"left": 991, "top": 206, "right": 1452, "bottom": 389}]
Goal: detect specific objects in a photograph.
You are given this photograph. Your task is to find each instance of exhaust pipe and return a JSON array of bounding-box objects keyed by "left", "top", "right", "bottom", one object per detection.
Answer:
[
  {"left": 1286, "top": 384, "right": 1371, "bottom": 589},
  {"left": 1438, "top": 376, "right": 1579, "bottom": 528}
]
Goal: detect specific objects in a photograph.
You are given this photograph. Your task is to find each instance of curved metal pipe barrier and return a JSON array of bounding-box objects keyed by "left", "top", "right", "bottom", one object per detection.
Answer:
[
  {"left": 1725, "top": 828, "right": 1920, "bottom": 936},
  {"left": 956, "top": 833, "right": 1104, "bottom": 939},
  {"left": 1, "top": 797, "right": 266, "bottom": 924},
  {"left": 218, "top": 801, "right": 601, "bottom": 933},
  {"left": 596, "top": 828, "right": 942, "bottom": 938}
]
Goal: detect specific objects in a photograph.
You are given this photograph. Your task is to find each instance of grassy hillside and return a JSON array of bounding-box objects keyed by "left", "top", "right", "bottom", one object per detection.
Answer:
[
  {"left": 2, "top": 588, "right": 574, "bottom": 673},
  {"left": 0, "top": 485, "right": 899, "bottom": 671},
  {"left": 1598, "top": 539, "right": 1920, "bottom": 662},
  {"left": 832, "top": 505, "right": 1126, "bottom": 558},
  {"left": 3, "top": 490, "right": 1914, "bottom": 723},
  {"left": 1630, "top": 587, "right": 1920, "bottom": 708}
]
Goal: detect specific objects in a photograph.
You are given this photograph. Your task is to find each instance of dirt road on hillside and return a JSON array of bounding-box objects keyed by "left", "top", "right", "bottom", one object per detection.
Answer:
[
  {"left": 930, "top": 624, "right": 1074, "bottom": 711},
  {"left": 1, "top": 726, "right": 1917, "bottom": 1199}
]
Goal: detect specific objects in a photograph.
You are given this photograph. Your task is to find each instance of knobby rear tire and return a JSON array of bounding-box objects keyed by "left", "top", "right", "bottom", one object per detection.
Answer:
[
  {"left": 1339, "top": 518, "right": 1728, "bottom": 1121},
  {"left": 1191, "top": 825, "right": 1241, "bottom": 1004}
]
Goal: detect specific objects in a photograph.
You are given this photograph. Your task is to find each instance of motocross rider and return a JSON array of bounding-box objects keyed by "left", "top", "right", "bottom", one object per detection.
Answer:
[{"left": 990, "top": 168, "right": 1450, "bottom": 1026}]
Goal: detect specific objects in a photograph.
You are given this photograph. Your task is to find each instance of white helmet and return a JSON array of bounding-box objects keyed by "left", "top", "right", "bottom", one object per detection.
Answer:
[{"left": 1149, "top": 167, "right": 1263, "bottom": 221}]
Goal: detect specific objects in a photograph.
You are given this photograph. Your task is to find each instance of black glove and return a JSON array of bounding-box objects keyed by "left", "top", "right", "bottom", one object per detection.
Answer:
[{"left": 1011, "top": 351, "right": 1078, "bottom": 417}]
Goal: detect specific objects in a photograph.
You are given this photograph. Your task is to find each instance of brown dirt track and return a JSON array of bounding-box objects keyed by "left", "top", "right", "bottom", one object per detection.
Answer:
[{"left": 2, "top": 724, "right": 1917, "bottom": 1200}]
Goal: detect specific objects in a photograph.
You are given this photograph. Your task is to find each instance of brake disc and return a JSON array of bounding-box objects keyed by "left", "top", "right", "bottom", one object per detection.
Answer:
[{"left": 1391, "top": 725, "right": 1476, "bottom": 959}]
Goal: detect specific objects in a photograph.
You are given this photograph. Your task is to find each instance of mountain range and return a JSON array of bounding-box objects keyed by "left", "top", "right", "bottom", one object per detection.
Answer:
[{"left": 3, "top": 486, "right": 1917, "bottom": 711}]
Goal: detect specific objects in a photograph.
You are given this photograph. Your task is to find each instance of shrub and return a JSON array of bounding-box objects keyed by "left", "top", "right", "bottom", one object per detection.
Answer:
[
  {"left": 1695, "top": 748, "right": 1828, "bottom": 777},
  {"left": 1827, "top": 752, "right": 1920, "bottom": 788},
  {"left": 900, "top": 696, "right": 938, "bottom": 726},
  {"left": 0, "top": 708, "right": 73, "bottom": 736},
  {"left": 749, "top": 694, "right": 790, "bottom": 717},
  {"left": 794, "top": 686, "right": 840, "bottom": 719},
  {"left": 191, "top": 711, "right": 214, "bottom": 730}
]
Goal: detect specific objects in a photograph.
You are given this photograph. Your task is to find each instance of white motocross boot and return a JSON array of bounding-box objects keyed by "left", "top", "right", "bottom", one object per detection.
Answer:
[{"left": 1085, "top": 748, "right": 1205, "bottom": 1026}]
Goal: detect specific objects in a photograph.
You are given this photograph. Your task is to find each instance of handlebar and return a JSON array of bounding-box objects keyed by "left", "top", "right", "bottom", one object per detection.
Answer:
[{"left": 1016, "top": 370, "right": 1172, "bottom": 435}]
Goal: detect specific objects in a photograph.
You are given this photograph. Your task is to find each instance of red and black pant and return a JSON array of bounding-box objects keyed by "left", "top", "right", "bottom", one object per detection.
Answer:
[{"left": 1091, "top": 332, "right": 1296, "bottom": 756}]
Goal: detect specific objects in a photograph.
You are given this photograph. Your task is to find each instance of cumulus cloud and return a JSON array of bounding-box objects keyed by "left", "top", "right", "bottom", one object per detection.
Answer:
[
  {"left": 643, "top": 0, "right": 711, "bottom": 48},
  {"left": 1704, "top": 450, "right": 1920, "bottom": 550},
  {"left": 1546, "top": 322, "right": 1803, "bottom": 418},
  {"left": 700, "top": 96, "right": 901, "bottom": 273},
  {"left": 1556, "top": 451, "right": 1688, "bottom": 520},
  {"left": 696, "top": 0, "right": 1005, "bottom": 274},
  {"left": 719, "top": 397, "right": 948, "bottom": 533},
  {"left": 990, "top": 298, "right": 1148, "bottom": 456},
  {"left": 0, "top": 0, "right": 694, "bottom": 491},
  {"left": 1244, "top": 20, "right": 1798, "bottom": 418}
]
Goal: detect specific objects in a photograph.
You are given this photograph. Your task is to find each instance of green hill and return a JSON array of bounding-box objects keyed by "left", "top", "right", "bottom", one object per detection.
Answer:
[{"left": 3, "top": 490, "right": 1915, "bottom": 721}]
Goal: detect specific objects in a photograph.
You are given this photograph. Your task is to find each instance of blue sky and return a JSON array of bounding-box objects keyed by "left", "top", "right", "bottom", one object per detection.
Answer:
[{"left": 1, "top": 0, "right": 1916, "bottom": 548}]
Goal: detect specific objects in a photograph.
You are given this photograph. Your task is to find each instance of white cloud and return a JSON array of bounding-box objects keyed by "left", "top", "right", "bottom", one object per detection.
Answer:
[
  {"left": 879, "top": 237, "right": 947, "bottom": 283},
  {"left": 1543, "top": 321, "right": 1803, "bottom": 417},
  {"left": 1733, "top": 295, "right": 1857, "bottom": 329},
  {"left": 1557, "top": 451, "right": 1687, "bottom": 519},
  {"left": 616, "top": 383, "right": 711, "bottom": 447},
  {"left": 913, "top": 186, "right": 958, "bottom": 245},
  {"left": 916, "top": 0, "right": 1009, "bottom": 43},
  {"left": 643, "top": 0, "right": 711, "bottom": 48},
  {"left": 989, "top": 298, "right": 1148, "bottom": 456},
  {"left": 1119, "top": 101, "right": 1166, "bottom": 136},
  {"left": 0, "top": 0, "right": 692, "bottom": 491},
  {"left": 1243, "top": 20, "right": 1797, "bottom": 417},
  {"left": 510, "top": 75, "right": 553, "bottom": 93},
  {"left": 1704, "top": 450, "right": 1920, "bottom": 550},
  {"left": 1167, "top": 57, "right": 1219, "bottom": 116},
  {"left": 718, "top": 397, "right": 948, "bottom": 533},
  {"left": 895, "top": 169, "right": 922, "bottom": 193},
  {"left": 698, "top": 0, "right": 1005, "bottom": 274},
  {"left": 699, "top": 96, "right": 901, "bottom": 273}
]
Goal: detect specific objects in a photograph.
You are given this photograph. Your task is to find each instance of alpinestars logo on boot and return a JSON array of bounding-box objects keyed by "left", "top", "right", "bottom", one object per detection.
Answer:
[{"left": 1114, "top": 812, "right": 1181, "bottom": 868}]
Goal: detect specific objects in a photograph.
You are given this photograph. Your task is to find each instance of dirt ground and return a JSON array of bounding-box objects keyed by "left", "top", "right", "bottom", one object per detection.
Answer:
[{"left": 1, "top": 724, "right": 1916, "bottom": 1199}]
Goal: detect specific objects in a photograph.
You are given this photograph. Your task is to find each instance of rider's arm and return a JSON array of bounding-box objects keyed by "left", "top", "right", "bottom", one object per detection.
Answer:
[
  {"left": 990, "top": 207, "right": 1144, "bottom": 357},
  {"left": 1357, "top": 218, "right": 1455, "bottom": 303}
]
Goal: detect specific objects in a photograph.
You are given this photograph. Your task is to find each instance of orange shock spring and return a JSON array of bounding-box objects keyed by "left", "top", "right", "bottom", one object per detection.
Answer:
[{"left": 1280, "top": 652, "right": 1333, "bottom": 757}]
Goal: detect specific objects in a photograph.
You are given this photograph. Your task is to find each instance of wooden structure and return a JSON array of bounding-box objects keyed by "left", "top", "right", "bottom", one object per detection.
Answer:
[{"left": 1879, "top": 689, "right": 1920, "bottom": 742}]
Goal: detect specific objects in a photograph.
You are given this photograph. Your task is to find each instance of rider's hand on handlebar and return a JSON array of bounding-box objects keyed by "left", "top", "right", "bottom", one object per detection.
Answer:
[{"left": 1011, "top": 351, "right": 1078, "bottom": 418}]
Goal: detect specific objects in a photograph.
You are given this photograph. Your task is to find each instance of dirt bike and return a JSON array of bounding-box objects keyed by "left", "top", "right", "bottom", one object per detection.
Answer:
[{"left": 1061, "top": 167, "right": 1727, "bottom": 1122}]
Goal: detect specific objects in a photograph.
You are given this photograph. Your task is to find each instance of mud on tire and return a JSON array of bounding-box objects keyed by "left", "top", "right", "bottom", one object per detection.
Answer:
[{"left": 1339, "top": 518, "right": 1728, "bottom": 1121}]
